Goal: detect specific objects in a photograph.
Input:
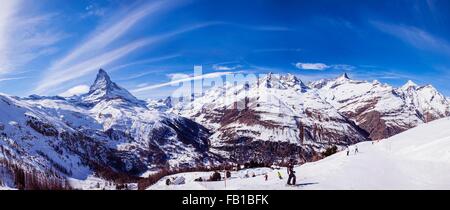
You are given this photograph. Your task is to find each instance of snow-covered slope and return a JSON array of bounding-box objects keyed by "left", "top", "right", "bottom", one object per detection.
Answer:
[
  {"left": 398, "top": 80, "right": 450, "bottom": 122},
  {"left": 149, "top": 117, "right": 450, "bottom": 190},
  {"left": 312, "top": 74, "right": 450, "bottom": 140},
  {"left": 1, "top": 69, "right": 217, "bottom": 189},
  {"left": 0, "top": 94, "right": 92, "bottom": 189},
  {"left": 313, "top": 74, "right": 424, "bottom": 140},
  {"left": 147, "top": 97, "right": 173, "bottom": 112}
]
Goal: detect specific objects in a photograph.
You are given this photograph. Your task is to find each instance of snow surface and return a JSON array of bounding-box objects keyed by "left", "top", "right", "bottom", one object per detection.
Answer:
[
  {"left": 1, "top": 70, "right": 214, "bottom": 190},
  {"left": 149, "top": 117, "right": 450, "bottom": 190},
  {"left": 68, "top": 175, "right": 137, "bottom": 190},
  {"left": 0, "top": 186, "right": 15, "bottom": 190}
]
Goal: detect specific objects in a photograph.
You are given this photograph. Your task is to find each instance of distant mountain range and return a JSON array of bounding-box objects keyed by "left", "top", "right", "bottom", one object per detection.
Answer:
[{"left": 169, "top": 72, "right": 449, "bottom": 163}]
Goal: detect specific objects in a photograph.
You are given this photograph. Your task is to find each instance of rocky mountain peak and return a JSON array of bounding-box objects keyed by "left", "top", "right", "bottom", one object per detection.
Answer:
[
  {"left": 89, "top": 69, "right": 114, "bottom": 92},
  {"left": 337, "top": 73, "right": 350, "bottom": 81},
  {"left": 260, "top": 73, "right": 307, "bottom": 90},
  {"left": 401, "top": 80, "right": 418, "bottom": 91},
  {"left": 81, "top": 69, "right": 143, "bottom": 106}
]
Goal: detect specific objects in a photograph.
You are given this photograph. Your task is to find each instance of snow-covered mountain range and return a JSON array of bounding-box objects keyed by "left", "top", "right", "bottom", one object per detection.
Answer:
[
  {"left": 173, "top": 73, "right": 369, "bottom": 163},
  {"left": 1, "top": 70, "right": 449, "bottom": 189},
  {"left": 312, "top": 73, "right": 449, "bottom": 139},
  {"left": 173, "top": 73, "right": 450, "bottom": 163},
  {"left": 0, "top": 69, "right": 217, "bottom": 189}
]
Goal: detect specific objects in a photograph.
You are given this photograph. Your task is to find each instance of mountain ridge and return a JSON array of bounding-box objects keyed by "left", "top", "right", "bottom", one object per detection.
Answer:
[
  {"left": 175, "top": 72, "right": 450, "bottom": 162},
  {"left": 1, "top": 69, "right": 217, "bottom": 189}
]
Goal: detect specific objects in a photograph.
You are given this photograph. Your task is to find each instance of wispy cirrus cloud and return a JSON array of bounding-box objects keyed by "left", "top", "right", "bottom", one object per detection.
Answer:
[
  {"left": 167, "top": 73, "right": 191, "bottom": 80},
  {"left": 371, "top": 20, "right": 450, "bottom": 56},
  {"left": 35, "top": 23, "right": 218, "bottom": 94},
  {"left": 244, "top": 25, "right": 292, "bottom": 31},
  {"left": 212, "top": 61, "right": 245, "bottom": 71},
  {"left": 0, "top": 0, "right": 21, "bottom": 74},
  {"left": 332, "top": 64, "right": 356, "bottom": 71},
  {"left": 132, "top": 71, "right": 233, "bottom": 93},
  {"left": 226, "top": 23, "right": 293, "bottom": 32},
  {"left": 58, "top": 84, "right": 90, "bottom": 97},
  {"left": 204, "top": 22, "right": 293, "bottom": 32},
  {"left": 0, "top": 0, "right": 66, "bottom": 75},
  {"left": 109, "top": 54, "right": 181, "bottom": 72},
  {"left": 35, "top": 38, "right": 154, "bottom": 94},
  {"left": 34, "top": 0, "right": 219, "bottom": 95},
  {"left": 252, "top": 48, "right": 302, "bottom": 53},
  {"left": 0, "top": 76, "right": 28, "bottom": 83},
  {"left": 295, "top": 62, "right": 356, "bottom": 71},
  {"left": 213, "top": 64, "right": 243, "bottom": 71},
  {"left": 47, "top": 0, "right": 181, "bottom": 73},
  {"left": 295, "top": 62, "right": 330, "bottom": 70}
]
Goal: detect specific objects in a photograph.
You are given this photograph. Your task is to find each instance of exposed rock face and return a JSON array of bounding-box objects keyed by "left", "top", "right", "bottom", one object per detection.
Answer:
[{"left": 314, "top": 74, "right": 450, "bottom": 140}]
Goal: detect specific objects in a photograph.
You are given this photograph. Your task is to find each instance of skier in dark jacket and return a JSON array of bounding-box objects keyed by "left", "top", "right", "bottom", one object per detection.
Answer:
[{"left": 287, "top": 161, "right": 296, "bottom": 185}]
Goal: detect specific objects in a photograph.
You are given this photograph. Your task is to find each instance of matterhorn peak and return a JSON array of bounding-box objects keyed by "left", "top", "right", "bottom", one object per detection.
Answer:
[
  {"left": 89, "top": 69, "right": 115, "bottom": 93},
  {"left": 81, "top": 69, "right": 144, "bottom": 106}
]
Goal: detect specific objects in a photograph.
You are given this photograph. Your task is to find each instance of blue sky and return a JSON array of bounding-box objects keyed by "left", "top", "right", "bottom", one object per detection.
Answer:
[{"left": 1, "top": 0, "right": 450, "bottom": 99}]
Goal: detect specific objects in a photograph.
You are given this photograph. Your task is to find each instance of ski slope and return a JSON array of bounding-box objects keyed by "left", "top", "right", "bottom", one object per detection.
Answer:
[{"left": 149, "top": 117, "right": 450, "bottom": 190}]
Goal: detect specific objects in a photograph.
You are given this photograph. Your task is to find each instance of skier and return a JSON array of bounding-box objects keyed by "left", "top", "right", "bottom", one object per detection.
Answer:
[
  {"left": 346, "top": 146, "right": 350, "bottom": 156},
  {"left": 244, "top": 171, "right": 250, "bottom": 178},
  {"left": 277, "top": 171, "right": 283, "bottom": 179},
  {"left": 287, "top": 161, "right": 296, "bottom": 185},
  {"left": 355, "top": 145, "right": 359, "bottom": 154},
  {"left": 264, "top": 173, "right": 268, "bottom": 181}
]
